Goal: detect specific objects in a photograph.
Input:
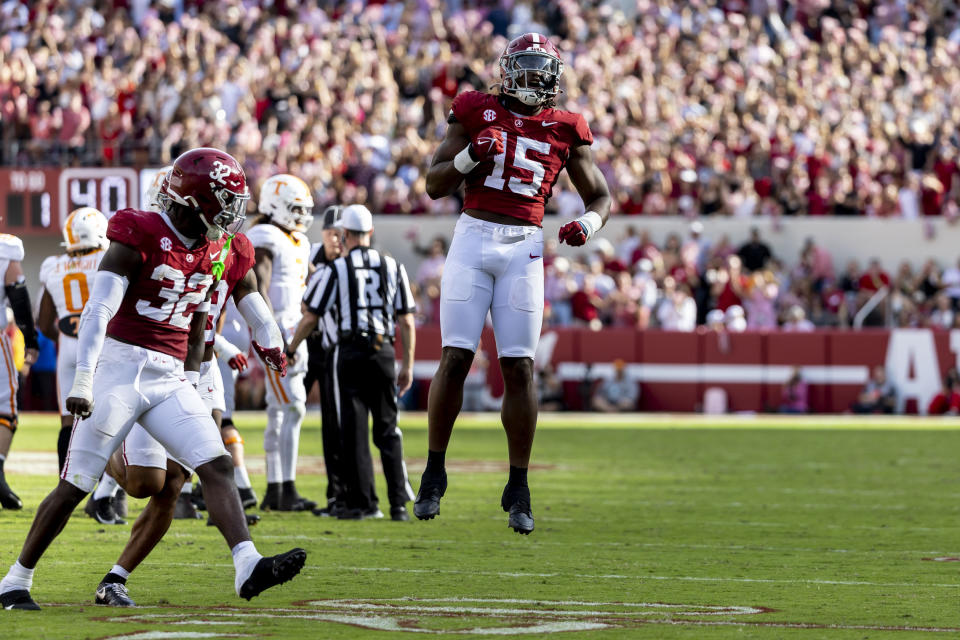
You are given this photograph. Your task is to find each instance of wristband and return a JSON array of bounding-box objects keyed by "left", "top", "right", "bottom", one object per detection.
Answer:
[
  {"left": 195, "top": 300, "right": 211, "bottom": 313},
  {"left": 579, "top": 211, "right": 603, "bottom": 238},
  {"left": 185, "top": 370, "right": 200, "bottom": 386},
  {"left": 70, "top": 369, "right": 94, "bottom": 399},
  {"left": 453, "top": 145, "right": 479, "bottom": 174}
]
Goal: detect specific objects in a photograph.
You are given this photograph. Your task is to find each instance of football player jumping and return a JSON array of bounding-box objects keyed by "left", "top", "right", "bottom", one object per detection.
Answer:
[
  {"left": 413, "top": 33, "right": 611, "bottom": 534},
  {"left": 0, "top": 148, "right": 305, "bottom": 610},
  {"left": 246, "top": 175, "right": 315, "bottom": 512}
]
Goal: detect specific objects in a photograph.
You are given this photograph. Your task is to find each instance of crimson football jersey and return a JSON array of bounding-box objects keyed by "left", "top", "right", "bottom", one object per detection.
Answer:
[
  {"left": 451, "top": 91, "right": 593, "bottom": 226},
  {"left": 203, "top": 232, "right": 255, "bottom": 346},
  {"left": 106, "top": 209, "right": 227, "bottom": 360}
]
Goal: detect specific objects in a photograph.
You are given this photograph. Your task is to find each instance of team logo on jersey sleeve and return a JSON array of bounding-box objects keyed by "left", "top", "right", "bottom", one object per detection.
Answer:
[
  {"left": 515, "top": 119, "right": 523, "bottom": 128},
  {"left": 160, "top": 237, "right": 172, "bottom": 252},
  {"left": 185, "top": 254, "right": 194, "bottom": 263},
  {"left": 483, "top": 109, "right": 496, "bottom": 122}
]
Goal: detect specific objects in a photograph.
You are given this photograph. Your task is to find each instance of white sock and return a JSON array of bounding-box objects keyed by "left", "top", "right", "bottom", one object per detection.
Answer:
[
  {"left": 109, "top": 564, "right": 130, "bottom": 580},
  {"left": 93, "top": 473, "right": 119, "bottom": 500},
  {"left": 181, "top": 482, "right": 192, "bottom": 496},
  {"left": 0, "top": 561, "right": 34, "bottom": 594},
  {"left": 265, "top": 450, "right": 282, "bottom": 484},
  {"left": 234, "top": 466, "right": 251, "bottom": 490},
  {"left": 231, "top": 541, "right": 262, "bottom": 596}
]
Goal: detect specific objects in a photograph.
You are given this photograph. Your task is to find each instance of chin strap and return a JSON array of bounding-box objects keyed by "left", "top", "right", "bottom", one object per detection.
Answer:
[{"left": 211, "top": 233, "right": 234, "bottom": 282}]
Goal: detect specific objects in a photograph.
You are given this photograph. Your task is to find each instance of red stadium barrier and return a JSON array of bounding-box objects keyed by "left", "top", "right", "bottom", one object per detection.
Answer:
[{"left": 410, "top": 328, "right": 960, "bottom": 414}]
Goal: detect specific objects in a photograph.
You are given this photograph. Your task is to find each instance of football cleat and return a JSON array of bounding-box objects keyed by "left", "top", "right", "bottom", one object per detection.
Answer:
[
  {"left": 337, "top": 507, "right": 383, "bottom": 520},
  {"left": 238, "top": 548, "right": 306, "bottom": 601},
  {"left": 259, "top": 483, "right": 280, "bottom": 511},
  {"left": 278, "top": 482, "right": 316, "bottom": 512},
  {"left": 501, "top": 484, "right": 534, "bottom": 535},
  {"left": 390, "top": 505, "right": 410, "bottom": 522},
  {"left": 0, "top": 589, "right": 39, "bottom": 610},
  {"left": 173, "top": 494, "right": 202, "bottom": 520},
  {"left": 413, "top": 469, "right": 447, "bottom": 520},
  {"left": 238, "top": 487, "right": 258, "bottom": 510},
  {"left": 86, "top": 496, "right": 126, "bottom": 525},
  {"left": 114, "top": 489, "right": 128, "bottom": 518},
  {"left": 95, "top": 582, "right": 136, "bottom": 607},
  {"left": 0, "top": 473, "right": 22, "bottom": 510}
]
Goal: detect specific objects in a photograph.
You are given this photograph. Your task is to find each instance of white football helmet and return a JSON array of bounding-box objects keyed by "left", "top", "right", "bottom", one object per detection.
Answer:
[
  {"left": 62, "top": 207, "right": 108, "bottom": 253},
  {"left": 144, "top": 165, "right": 173, "bottom": 212},
  {"left": 259, "top": 174, "right": 315, "bottom": 232}
]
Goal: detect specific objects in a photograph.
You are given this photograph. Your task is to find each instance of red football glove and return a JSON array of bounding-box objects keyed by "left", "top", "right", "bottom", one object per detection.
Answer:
[
  {"left": 558, "top": 220, "right": 589, "bottom": 246},
  {"left": 252, "top": 341, "right": 287, "bottom": 377},
  {"left": 470, "top": 127, "right": 505, "bottom": 161},
  {"left": 228, "top": 352, "right": 248, "bottom": 372}
]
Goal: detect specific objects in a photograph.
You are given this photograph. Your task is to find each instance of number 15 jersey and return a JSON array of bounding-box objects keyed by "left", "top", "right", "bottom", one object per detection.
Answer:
[
  {"left": 451, "top": 91, "right": 593, "bottom": 227},
  {"left": 106, "top": 209, "right": 226, "bottom": 361}
]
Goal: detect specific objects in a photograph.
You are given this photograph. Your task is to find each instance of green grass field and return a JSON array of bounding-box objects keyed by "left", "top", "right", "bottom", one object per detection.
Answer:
[{"left": 0, "top": 411, "right": 958, "bottom": 639}]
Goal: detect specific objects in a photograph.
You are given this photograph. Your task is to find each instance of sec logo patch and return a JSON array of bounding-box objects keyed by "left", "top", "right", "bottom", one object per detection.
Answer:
[
  {"left": 160, "top": 237, "right": 172, "bottom": 252},
  {"left": 483, "top": 109, "right": 496, "bottom": 122}
]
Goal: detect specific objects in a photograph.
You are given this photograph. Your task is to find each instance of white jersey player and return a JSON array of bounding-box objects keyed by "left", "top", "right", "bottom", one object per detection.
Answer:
[
  {"left": 246, "top": 174, "right": 314, "bottom": 511},
  {"left": 0, "top": 232, "right": 38, "bottom": 511}
]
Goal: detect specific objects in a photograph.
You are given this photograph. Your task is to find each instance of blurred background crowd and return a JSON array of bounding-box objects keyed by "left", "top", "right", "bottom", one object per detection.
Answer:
[
  {"left": 3, "top": 0, "right": 960, "bottom": 220},
  {"left": 409, "top": 222, "right": 960, "bottom": 332}
]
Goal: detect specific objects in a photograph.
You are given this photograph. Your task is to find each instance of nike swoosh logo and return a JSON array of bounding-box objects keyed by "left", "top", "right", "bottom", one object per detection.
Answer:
[
  {"left": 529, "top": 254, "right": 541, "bottom": 259},
  {"left": 96, "top": 587, "right": 106, "bottom": 600},
  {"left": 210, "top": 251, "right": 221, "bottom": 259},
  {"left": 542, "top": 121, "right": 557, "bottom": 127}
]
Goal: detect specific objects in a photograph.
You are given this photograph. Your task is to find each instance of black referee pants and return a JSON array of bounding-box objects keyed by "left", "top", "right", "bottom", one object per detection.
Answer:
[
  {"left": 336, "top": 338, "right": 411, "bottom": 512},
  {"left": 306, "top": 337, "right": 344, "bottom": 507}
]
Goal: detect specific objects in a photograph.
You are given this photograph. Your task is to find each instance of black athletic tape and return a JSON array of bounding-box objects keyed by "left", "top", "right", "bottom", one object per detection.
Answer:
[{"left": 5, "top": 281, "right": 38, "bottom": 350}]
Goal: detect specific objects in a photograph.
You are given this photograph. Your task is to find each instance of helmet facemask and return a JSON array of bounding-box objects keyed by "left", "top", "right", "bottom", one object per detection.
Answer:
[
  {"left": 500, "top": 51, "right": 563, "bottom": 106},
  {"left": 204, "top": 187, "right": 249, "bottom": 241}
]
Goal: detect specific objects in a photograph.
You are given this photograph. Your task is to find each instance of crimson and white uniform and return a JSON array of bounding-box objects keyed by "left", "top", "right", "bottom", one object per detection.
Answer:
[
  {"left": 441, "top": 91, "right": 593, "bottom": 358},
  {"left": 0, "top": 235, "right": 24, "bottom": 417},
  {"left": 62, "top": 210, "right": 229, "bottom": 489},
  {"left": 39, "top": 249, "right": 106, "bottom": 413}
]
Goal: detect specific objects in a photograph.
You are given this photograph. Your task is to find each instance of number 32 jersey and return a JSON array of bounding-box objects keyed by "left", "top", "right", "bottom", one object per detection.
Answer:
[
  {"left": 451, "top": 90, "right": 593, "bottom": 226},
  {"left": 39, "top": 248, "right": 106, "bottom": 337},
  {"left": 106, "top": 209, "right": 227, "bottom": 360}
]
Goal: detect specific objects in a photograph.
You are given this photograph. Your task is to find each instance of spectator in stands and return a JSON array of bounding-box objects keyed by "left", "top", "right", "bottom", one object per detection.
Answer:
[
  {"left": 536, "top": 364, "right": 565, "bottom": 412},
  {"left": 737, "top": 228, "right": 772, "bottom": 273},
  {"left": 591, "top": 360, "right": 638, "bottom": 413},
  {"left": 782, "top": 305, "right": 815, "bottom": 332},
  {"left": 851, "top": 366, "right": 897, "bottom": 414},
  {"left": 859, "top": 259, "right": 892, "bottom": 293},
  {"left": 725, "top": 305, "right": 747, "bottom": 333},
  {"left": 778, "top": 368, "right": 809, "bottom": 414},
  {"left": 928, "top": 368, "right": 960, "bottom": 415},
  {"left": 940, "top": 258, "right": 960, "bottom": 308},
  {"left": 930, "top": 293, "right": 955, "bottom": 329},
  {"left": 657, "top": 278, "right": 697, "bottom": 332}
]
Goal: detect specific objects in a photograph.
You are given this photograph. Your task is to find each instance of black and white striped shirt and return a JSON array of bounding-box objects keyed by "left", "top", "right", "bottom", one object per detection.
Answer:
[
  {"left": 308, "top": 243, "right": 339, "bottom": 350},
  {"left": 303, "top": 246, "right": 415, "bottom": 339}
]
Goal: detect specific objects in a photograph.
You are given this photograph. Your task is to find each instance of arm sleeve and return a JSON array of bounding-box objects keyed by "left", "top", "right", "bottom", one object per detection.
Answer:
[
  {"left": 76, "top": 271, "right": 129, "bottom": 372},
  {"left": 5, "top": 278, "right": 38, "bottom": 350},
  {"left": 236, "top": 292, "right": 283, "bottom": 350}
]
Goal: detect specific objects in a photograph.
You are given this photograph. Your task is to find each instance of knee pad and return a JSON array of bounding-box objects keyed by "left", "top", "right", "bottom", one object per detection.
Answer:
[
  {"left": 0, "top": 415, "right": 17, "bottom": 433},
  {"left": 284, "top": 402, "right": 306, "bottom": 423},
  {"left": 263, "top": 427, "right": 280, "bottom": 452}
]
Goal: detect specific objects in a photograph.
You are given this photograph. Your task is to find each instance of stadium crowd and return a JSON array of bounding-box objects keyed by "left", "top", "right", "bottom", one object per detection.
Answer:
[
  {"left": 409, "top": 222, "right": 960, "bottom": 332},
  {"left": 2, "top": 0, "right": 960, "bottom": 220}
]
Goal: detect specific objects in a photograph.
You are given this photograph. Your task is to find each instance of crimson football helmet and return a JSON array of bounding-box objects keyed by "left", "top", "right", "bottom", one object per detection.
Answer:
[
  {"left": 499, "top": 33, "right": 564, "bottom": 107},
  {"left": 159, "top": 147, "right": 249, "bottom": 241}
]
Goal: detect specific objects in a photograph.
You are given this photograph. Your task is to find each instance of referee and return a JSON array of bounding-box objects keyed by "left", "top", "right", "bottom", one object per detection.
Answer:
[
  {"left": 304, "top": 205, "right": 344, "bottom": 517},
  {"left": 288, "top": 204, "right": 417, "bottom": 521}
]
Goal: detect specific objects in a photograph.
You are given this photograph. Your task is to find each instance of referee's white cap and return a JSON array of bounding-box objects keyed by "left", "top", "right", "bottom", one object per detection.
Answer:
[{"left": 341, "top": 204, "right": 373, "bottom": 232}]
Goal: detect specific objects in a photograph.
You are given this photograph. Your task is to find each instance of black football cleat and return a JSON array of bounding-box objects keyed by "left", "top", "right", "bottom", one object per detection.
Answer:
[
  {"left": 278, "top": 481, "right": 317, "bottom": 512},
  {"left": 238, "top": 487, "right": 258, "bottom": 510},
  {"left": 259, "top": 483, "right": 281, "bottom": 511},
  {"left": 173, "top": 493, "right": 202, "bottom": 520},
  {"left": 501, "top": 484, "right": 534, "bottom": 535},
  {"left": 390, "top": 505, "right": 410, "bottom": 522},
  {"left": 238, "top": 548, "right": 306, "bottom": 601},
  {"left": 0, "top": 473, "right": 22, "bottom": 510},
  {"left": 95, "top": 582, "right": 136, "bottom": 607},
  {"left": 86, "top": 496, "right": 126, "bottom": 525},
  {"left": 337, "top": 507, "right": 383, "bottom": 520},
  {"left": 413, "top": 469, "right": 446, "bottom": 520},
  {"left": 114, "top": 489, "right": 128, "bottom": 518},
  {"left": 0, "top": 589, "right": 40, "bottom": 610}
]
